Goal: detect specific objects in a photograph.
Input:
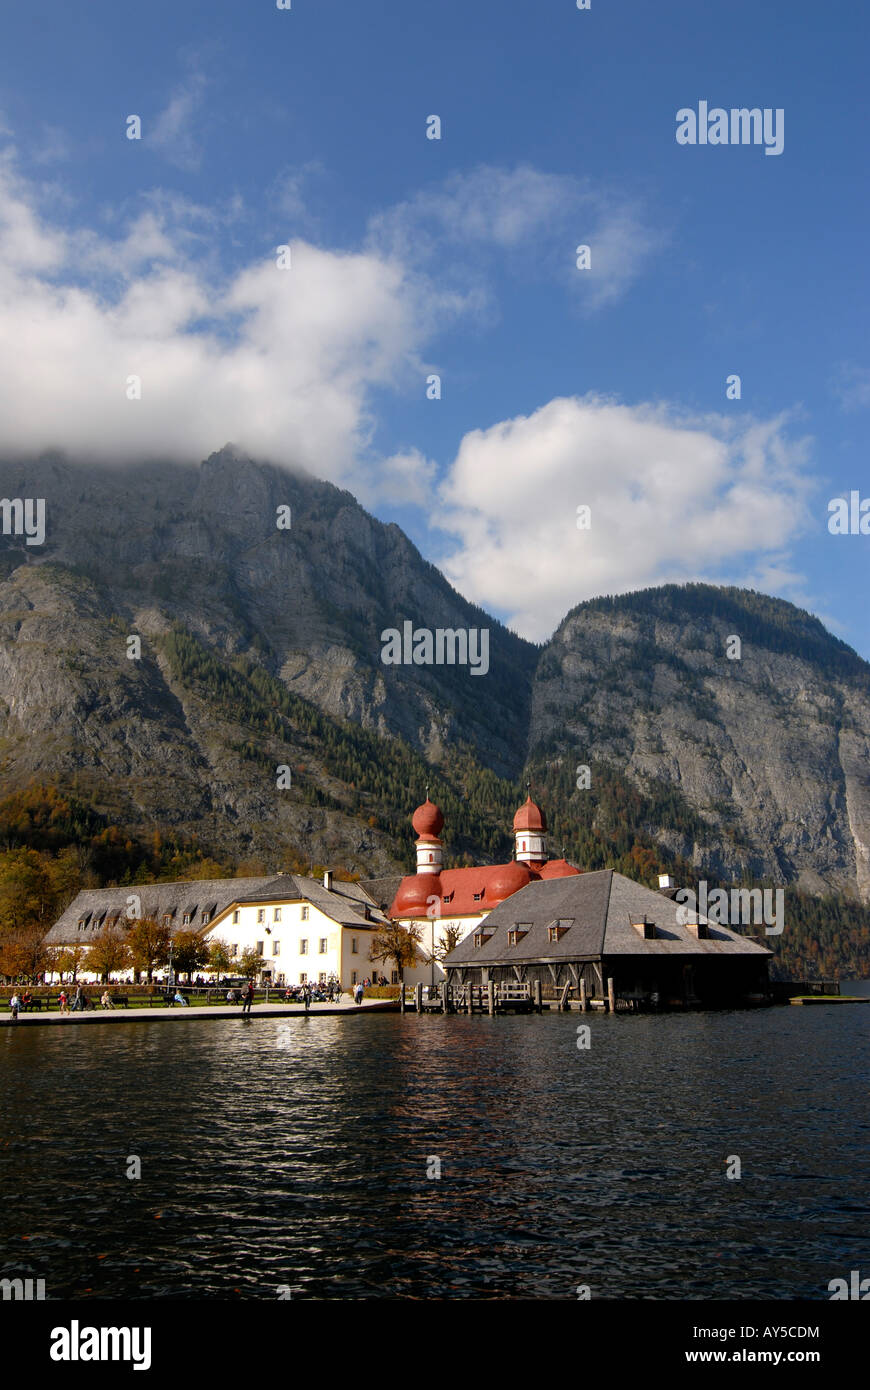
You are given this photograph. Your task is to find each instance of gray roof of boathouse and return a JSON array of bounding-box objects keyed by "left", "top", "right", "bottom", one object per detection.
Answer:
[{"left": 442, "top": 870, "right": 773, "bottom": 967}]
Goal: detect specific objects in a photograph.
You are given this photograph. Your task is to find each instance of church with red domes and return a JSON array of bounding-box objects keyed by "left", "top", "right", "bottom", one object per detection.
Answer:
[{"left": 387, "top": 792, "right": 579, "bottom": 983}]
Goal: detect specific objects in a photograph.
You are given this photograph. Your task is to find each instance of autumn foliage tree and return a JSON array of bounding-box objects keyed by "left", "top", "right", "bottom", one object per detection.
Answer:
[
  {"left": 87, "top": 928, "right": 133, "bottom": 983},
  {"left": 369, "top": 921, "right": 423, "bottom": 983},
  {"left": 170, "top": 929, "right": 210, "bottom": 983},
  {"left": 127, "top": 917, "right": 170, "bottom": 983}
]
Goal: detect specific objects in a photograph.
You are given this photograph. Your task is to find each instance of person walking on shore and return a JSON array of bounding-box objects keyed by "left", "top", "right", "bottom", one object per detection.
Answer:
[
  {"left": 59, "top": 989, "right": 69, "bottom": 1015},
  {"left": 241, "top": 980, "right": 255, "bottom": 1015},
  {"left": 9, "top": 992, "right": 20, "bottom": 1022},
  {"left": 354, "top": 982, "right": 364, "bottom": 1006},
  {"left": 302, "top": 984, "right": 311, "bottom": 1013}
]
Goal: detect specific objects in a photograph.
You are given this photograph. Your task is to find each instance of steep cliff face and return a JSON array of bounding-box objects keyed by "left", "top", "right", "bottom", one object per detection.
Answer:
[
  {"left": 3, "top": 450, "right": 870, "bottom": 901},
  {"left": 0, "top": 447, "right": 535, "bottom": 868},
  {"left": 529, "top": 586, "right": 870, "bottom": 898}
]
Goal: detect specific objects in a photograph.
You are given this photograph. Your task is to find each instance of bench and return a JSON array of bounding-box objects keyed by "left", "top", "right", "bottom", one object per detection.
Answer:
[
  {"left": 20, "top": 997, "right": 45, "bottom": 1012},
  {"left": 112, "top": 996, "right": 129, "bottom": 1008}
]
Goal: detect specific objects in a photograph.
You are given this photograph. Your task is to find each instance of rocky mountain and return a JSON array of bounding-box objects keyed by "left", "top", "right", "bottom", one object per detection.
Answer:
[
  {"left": 2, "top": 447, "right": 870, "bottom": 908},
  {"left": 529, "top": 586, "right": 870, "bottom": 900}
]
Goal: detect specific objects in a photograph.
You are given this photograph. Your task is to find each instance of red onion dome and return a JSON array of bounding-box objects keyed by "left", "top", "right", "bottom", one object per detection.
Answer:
[
  {"left": 485, "top": 860, "right": 532, "bottom": 900},
  {"left": 513, "top": 796, "right": 547, "bottom": 833},
  {"left": 412, "top": 797, "right": 444, "bottom": 838},
  {"left": 392, "top": 874, "right": 442, "bottom": 915}
]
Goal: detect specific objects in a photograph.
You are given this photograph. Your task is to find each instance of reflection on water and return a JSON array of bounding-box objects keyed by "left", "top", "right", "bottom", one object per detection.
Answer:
[{"left": 1, "top": 989, "right": 869, "bottom": 1300}]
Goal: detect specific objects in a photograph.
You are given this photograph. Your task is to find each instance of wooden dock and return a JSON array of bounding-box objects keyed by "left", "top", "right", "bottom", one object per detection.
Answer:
[
  {"left": 788, "top": 994, "right": 868, "bottom": 1006},
  {"left": 399, "top": 979, "right": 628, "bottom": 1015}
]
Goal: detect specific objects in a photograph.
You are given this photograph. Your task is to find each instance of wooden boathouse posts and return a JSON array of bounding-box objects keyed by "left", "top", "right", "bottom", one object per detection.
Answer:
[
  {"left": 466, "top": 985, "right": 473, "bottom": 1015},
  {"left": 399, "top": 983, "right": 405, "bottom": 1013},
  {"left": 607, "top": 977, "right": 616, "bottom": 1014},
  {"left": 533, "top": 979, "right": 543, "bottom": 1013},
  {"left": 414, "top": 983, "right": 423, "bottom": 1013},
  {"left": 580, "top": 978, "right": 588, "bottom": 1012},
  {"left": 487, "top": 981, "right": 496, "bottom": 1015}
]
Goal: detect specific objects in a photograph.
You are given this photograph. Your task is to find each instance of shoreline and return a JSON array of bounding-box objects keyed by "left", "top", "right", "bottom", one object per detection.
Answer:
[{"left": 0, "top": 998, "right": 399, "bottom": 1027}]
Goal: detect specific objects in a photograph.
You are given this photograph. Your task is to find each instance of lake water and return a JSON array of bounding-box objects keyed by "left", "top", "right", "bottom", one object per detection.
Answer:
[{"left": 2, "top": 990, "right": 868, "bottom": 1300}]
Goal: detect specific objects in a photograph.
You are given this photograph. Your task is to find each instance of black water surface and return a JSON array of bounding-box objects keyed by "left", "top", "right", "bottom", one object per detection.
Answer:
[{"left": 1, "top": 994, "right": 868, "bottom": 1300}]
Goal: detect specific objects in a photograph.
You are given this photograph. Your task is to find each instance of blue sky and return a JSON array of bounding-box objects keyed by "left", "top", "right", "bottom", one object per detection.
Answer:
[{"left": 0, "top": 0, "right": 868, "bottom": 648}]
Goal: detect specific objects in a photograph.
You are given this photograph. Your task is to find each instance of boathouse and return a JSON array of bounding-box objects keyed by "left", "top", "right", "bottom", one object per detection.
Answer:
[{"left": 442, "top": 869, "right": 772, "bottom": 1008}]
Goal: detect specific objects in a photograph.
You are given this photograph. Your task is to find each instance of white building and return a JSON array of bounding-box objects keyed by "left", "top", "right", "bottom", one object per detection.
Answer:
[{"left": 44, "top": 871, "right": 392, "bottom": 989}]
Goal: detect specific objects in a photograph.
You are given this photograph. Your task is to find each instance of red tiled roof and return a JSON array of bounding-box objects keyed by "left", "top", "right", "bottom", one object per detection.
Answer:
[{"left": 390, "top": 858, "right": 579, "bottom": 918}]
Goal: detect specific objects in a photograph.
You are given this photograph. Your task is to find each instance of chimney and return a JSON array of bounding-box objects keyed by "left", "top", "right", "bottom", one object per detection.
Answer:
[
  {"left": 323, "top": 869, "right": 333, "bottom": 891},
  {"left": 658, "top": 874, "right": 675, "bottom": 891}
]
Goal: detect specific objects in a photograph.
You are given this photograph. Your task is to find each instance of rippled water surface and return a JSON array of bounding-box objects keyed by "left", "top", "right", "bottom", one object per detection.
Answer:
[{"left": 2, "top": 994, "right": 868, "bottom": 1299}]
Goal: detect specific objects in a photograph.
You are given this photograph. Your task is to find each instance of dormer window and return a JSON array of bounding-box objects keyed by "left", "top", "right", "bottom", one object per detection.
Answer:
[
  {"left": 507, "top": 926, "right": 530, "bottom": 947},
  {"left": 442, "top": 890, "right": 454, "bottom": 904},
  {"left": 473, "top": 930, "right": 493, "bottom": 948},
  {"left": 183, "top": 913, "right": 191, "bottom": 926},
  {"left": 473, "top": 891, "right": 484, "bottom": 902},
  {"left": 547, "top": 919, "right": 573, "bottom": 942}
]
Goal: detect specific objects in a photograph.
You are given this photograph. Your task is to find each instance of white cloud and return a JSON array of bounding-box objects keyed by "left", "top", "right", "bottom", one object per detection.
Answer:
[
  {"left": 833, "top": 363, "right": 870, "bottom": 411},
  {"left": 434, "top": 396, "right": 815, "bottom": 641},
  {"left": 0, "top": 148, "right": 452, "bottom": 489},
  {"left": 368, "top": 164, "right": 665, "bottom": 308},
  {"left": 147, "top": 73, "right": 208, "bottom": 171}
]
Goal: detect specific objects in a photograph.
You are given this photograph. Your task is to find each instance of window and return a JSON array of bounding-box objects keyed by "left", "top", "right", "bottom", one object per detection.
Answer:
[
  {"left": 548, "top": 926, "right": 559, "bottom": 942},
  {"left": 508, "top": 927, "right": 530, "bottom": 946},
  {"left": 273, "top": 908, "right": 281, "bottom": 922},
  {"left": 351, "top": 970, "right": 358, "bottom": 985},
  {"left": 163, "top": 914, "right": 172, "bottom": 927},
  {"left": 301, "top": 906, "right": 309, "bottom": 920},
  {"left": 232, "top": 910, "right": 240, "bottom": 924},
  {"left": 319, "top": 972, "right": 326, "bottom": 984},
  {"left": 230, "top": 944, "right": 238, "bottom": 956},
  {"left": 391, "top": 970, "right": 398, "bottom": 984},
  {"left": 182, "top": 913, "right": 191, "bottom": 926},
  {"left": 257, "top": 909, "right": 265, "bottom": 923},
  {"left": 77, "top": 919, "right": 85, "bottom": 929},
  {"left": 319, "top": 938, "right": 328, "bottom": 954},
  {"left": 299, "top": 939, "right": 308, "bottom": 955},
  {"left": 256, "top": 941, "right": 264, "bottom": 955},
  {"left": 201, "top": 911, "right": 209, "bottom": 924},
  {"left": 299, "top": 972, "right": 307, "bottom": 984},
  {"left": 473, "top": 891, "right": 483, "bottom": 901},
  {"left": 273, "top": 940, "right": 281, "bottom": 956},
  {"left": 351, "top": 937, "right": 358, "bottom": 954}
]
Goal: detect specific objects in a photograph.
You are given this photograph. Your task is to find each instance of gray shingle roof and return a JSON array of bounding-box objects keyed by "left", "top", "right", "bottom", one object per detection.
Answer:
[
  {"left": 443, "top": 870, "right": 772, "bottom": 966},
  {"left": 46, "top": 873, "right": 389, "bottom": 945},
  {"left": 358, "top": 875, "right": 404, "bottom": 913}
]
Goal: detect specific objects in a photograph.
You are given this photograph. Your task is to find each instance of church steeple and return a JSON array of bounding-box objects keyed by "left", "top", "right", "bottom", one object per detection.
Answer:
[
  {"left": 412, "top": 795, "right": 444, "bottom": 875},
  {"left": 513, "top": 790, "right": 547, "bottom": 865}
]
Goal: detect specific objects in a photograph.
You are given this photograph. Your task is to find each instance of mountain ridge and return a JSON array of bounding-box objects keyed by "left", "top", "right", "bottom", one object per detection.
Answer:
[{"left": 2, "top": 446, "right": 870, "bottom": 911}]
